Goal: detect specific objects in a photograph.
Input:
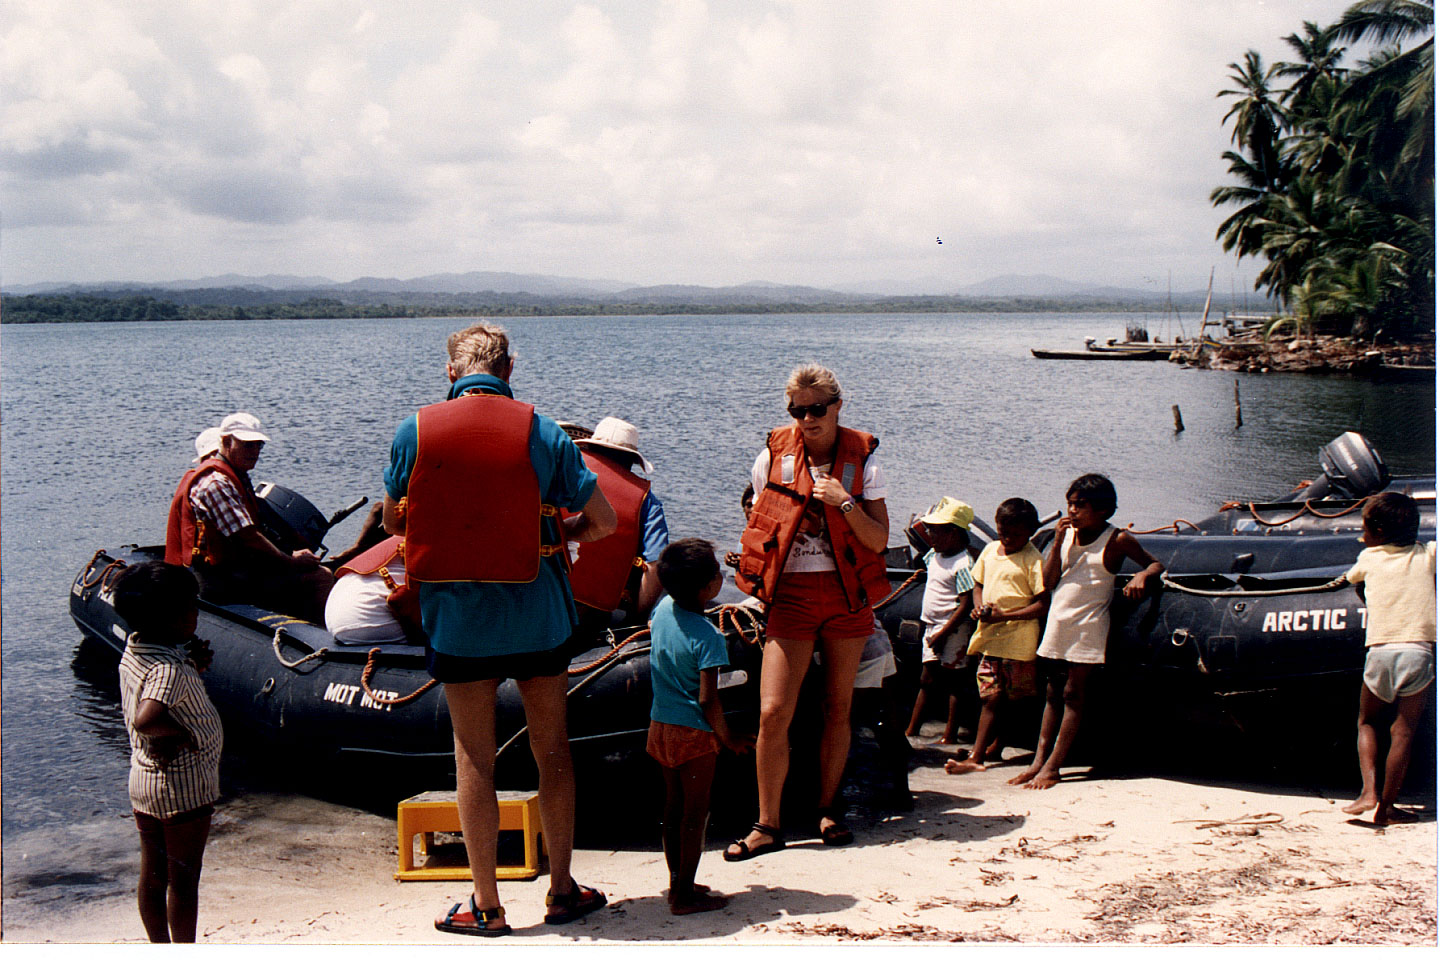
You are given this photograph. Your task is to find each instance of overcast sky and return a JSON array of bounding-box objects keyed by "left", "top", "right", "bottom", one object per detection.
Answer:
[{"left": 3, "top": 0, "right": 1367, "bottom": 292}]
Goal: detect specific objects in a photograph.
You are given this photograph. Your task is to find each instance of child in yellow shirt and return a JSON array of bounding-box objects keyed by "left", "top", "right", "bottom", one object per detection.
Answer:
[{"left": 946, "top": 499, "right": 1045, "bottom": 773}]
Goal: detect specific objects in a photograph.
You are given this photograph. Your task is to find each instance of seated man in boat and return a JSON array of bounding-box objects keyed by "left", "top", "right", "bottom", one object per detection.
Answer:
[
  {"left": 165, "top": 412, "right": 334, "bottom": 623},
  {"left": 384, "top": 321, "right": 617, "bottom": 936},
  {"left": 568, "top": 416, "right": 669, "bottom": 644}
]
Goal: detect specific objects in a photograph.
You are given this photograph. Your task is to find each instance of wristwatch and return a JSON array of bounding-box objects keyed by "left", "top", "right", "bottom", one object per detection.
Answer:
[{"left": 840, "top": 499, "right": 856, "bottom": 514}]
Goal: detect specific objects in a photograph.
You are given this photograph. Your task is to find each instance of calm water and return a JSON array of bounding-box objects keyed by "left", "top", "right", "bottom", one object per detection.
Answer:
[{"left": 2, "top": 313, "right": 1433, "bottom": 915}]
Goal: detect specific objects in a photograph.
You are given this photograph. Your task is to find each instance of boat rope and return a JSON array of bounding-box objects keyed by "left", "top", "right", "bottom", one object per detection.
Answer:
[
  {"left": 497, "top": 639, "right": 646, "bottom": 759},
  {"left": 707, "top": 603, "right": 766, "bottom": 646},
  {"left": 78, "top": 550, "right": 127, "bottom": 592},
  {"left": 1161, "top": 575, "right": 1348, "bottom": 598},
  {"left": 270, "top": 625, "right": 330, "bottom": 668},
  {"left": 360, "top": 648, "right": 438, "bottom": 706},
  {"left": 1126, "top": 519, "right": 1203, "bottom": 535},
  {"left": 1217, "top": 495, "right": 1371, "bottom": 528},
  {"left": 873, "top": 570, "right": 924, "bottom": 611},
  {"left": 568, "top": 627, "right": 649, "bottom": 676}
]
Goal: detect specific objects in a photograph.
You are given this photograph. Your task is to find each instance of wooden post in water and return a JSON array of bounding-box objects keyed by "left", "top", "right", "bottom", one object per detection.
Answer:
[
  {"left": 1234, "top": 379, "right": 1243, "bottom": 429},
  {"left": 1172, "top": 404, "right": 1185, "bottom": 433}
]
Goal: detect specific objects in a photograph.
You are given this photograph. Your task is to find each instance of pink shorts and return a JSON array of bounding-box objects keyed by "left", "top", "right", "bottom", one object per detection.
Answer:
[{"left": 765, "top": 572, "right": 875, "bottom": 643}]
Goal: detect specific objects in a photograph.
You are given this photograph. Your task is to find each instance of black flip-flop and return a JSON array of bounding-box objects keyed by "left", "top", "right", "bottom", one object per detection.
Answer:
[
  {"left": 435, "top": 895, "right": 511, "bottom": 937},
  {"left": 544, "top": 882, "right": 607, "bottom": 925},
  {"left": 723, "top": 822, "right": 785, "bottom": 861}
]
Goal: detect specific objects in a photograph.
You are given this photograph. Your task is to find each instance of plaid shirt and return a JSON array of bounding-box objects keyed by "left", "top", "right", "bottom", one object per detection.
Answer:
[{"left": 190, "top": 470, "right": 255, "bottom": 538}]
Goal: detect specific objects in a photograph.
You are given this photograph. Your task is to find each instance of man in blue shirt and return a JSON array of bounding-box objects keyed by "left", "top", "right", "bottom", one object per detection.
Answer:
[{"left": 384, "top": 322, "right": 616, "bottom": 936}]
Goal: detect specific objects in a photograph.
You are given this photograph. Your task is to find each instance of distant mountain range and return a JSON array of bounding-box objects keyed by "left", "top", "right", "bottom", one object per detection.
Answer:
[{"left": 6, "top": 271, "right": 1214, "bottom": 304}]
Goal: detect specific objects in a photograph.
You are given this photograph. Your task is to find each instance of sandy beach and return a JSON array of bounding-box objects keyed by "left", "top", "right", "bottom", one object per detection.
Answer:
[{"left": 6, "top": 735, "right": 1435, "bottom": 947}]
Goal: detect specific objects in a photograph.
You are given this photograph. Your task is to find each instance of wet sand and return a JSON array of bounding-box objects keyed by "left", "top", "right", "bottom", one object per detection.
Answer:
[{"left": 6, "top": 739, "right": 1435, "bottom": 946}]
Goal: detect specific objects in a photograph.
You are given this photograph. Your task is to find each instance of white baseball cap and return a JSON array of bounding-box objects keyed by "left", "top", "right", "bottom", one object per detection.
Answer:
[{"left": 219, "top": 411, "right": 270, "bottom": 443}]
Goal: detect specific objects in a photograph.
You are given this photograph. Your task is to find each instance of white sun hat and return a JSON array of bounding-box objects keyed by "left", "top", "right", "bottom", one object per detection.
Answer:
[{"left": 574, "top": 416, "right": 654, "bottom": 474}]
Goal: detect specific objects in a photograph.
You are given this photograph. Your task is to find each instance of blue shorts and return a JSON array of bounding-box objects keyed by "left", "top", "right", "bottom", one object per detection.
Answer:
[
  {"left": 426, "top": 643, "right": 570, "bottom": 683},
  {"left": 1363, "top": 643, "right": 1435, "bottom": 703}
]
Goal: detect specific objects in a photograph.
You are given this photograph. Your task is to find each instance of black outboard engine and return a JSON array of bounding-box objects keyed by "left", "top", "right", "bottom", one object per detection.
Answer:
[
  {"left": 1296, "top": 432, "right": 1391, "bottom": 501},
  {"left": 254, "top": 482, "right": 330, "bottom": 555}
]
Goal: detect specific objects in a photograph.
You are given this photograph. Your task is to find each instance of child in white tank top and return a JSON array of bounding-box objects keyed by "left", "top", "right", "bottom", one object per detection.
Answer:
[{"left": 1010, "top": 474, "right": 1163, "bottom": 791}]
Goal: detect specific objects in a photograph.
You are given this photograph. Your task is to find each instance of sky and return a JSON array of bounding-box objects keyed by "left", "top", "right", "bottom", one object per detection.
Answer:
[{"left": 1, "top": 0, "right": 1368, "bottom": 292}]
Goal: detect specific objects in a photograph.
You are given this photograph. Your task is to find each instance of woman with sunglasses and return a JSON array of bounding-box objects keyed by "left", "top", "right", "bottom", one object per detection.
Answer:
[{"left": 726, "top": 363, "right": 891, "bottom": 858}]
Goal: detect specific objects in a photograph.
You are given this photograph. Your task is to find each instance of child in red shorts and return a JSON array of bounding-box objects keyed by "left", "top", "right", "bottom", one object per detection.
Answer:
[{"left": 647, "top": 539, "right": 754, "bottom": 914}]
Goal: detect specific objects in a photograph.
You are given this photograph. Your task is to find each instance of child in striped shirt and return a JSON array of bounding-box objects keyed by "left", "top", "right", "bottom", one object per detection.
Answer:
[{"left": 113, "top": 562, "right": 223, "bottom": 943}]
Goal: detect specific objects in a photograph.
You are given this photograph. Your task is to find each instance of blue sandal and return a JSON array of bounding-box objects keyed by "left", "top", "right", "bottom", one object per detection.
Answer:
[{"left": 435, "top": 895, "right": 511, "bottom": 937}]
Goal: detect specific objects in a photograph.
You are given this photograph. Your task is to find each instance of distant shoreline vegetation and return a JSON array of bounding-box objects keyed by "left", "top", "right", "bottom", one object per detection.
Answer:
[{"left": 1, "top": 290, "right": 1225, "bottom": 324}]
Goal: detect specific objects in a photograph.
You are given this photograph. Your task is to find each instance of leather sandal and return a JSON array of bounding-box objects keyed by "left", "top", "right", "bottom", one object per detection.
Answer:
[
  {"left": 818, "top": 806, "right": 853, "bottom": 847},
  {"left": 434, "top": 895, "right": 511, "bottom": 937},
  {"left": 723, "top": 822, "right": 785, "bottom": 861},
  {"left": 543, "top": 882, "right": 607, "bottom": 925}
]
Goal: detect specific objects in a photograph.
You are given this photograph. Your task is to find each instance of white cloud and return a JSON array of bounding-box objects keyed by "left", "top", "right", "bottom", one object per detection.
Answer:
[{"left": 1, "top": 0, "right": 1367, "bottom": 288}]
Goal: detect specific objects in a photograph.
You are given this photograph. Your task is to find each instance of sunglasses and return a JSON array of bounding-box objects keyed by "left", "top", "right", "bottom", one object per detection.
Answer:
[{"left": 787, "top": 397, "right": 839, "bottom": 420}]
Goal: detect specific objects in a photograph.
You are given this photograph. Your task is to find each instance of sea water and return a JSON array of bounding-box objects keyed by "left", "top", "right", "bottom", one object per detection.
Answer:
[{"left": 2, "top": 312, "right": 1433, "bottom": 917}]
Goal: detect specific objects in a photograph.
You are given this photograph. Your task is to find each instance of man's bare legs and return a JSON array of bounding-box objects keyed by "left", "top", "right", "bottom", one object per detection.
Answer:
[
  {"left": 444, "top": 680, "right": 509, "bottom": 929},
  {"left": 515, "top": 672, "right": 582, "bottom": 912}
]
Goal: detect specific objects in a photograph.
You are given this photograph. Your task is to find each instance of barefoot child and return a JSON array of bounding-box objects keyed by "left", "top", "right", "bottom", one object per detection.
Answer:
[
  {"left": 1010, "top": 475, "right": 1163, "bottom": 790},
  {"left": 112, "top": 561, "right": 223, "bottom": 943},
  {"left": 648, "top": 539, "right": 754, "bottom": 914},
  {"left": 1340, "top": 492, "right": 1436, "bottom": 825},
  {"left": 946, "top": 498, "right": 1046, "bottom": 774},
  {"left": 904, "top": 498, "right": 977, "bottom": 743}
]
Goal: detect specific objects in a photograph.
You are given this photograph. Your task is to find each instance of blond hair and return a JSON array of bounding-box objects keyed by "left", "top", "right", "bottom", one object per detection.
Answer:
[
  {"left": 446, "top": 322, "right": 512, "bottom": 377},
  {"left": 785, "top": 363, "right": 841, "bottom": 403}
]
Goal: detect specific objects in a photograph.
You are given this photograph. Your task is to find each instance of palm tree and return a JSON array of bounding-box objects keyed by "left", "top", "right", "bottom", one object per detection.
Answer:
[
  {"left": 1274, "top": 21, "right": 1348, "bottom": 112},
  {"left": 1217, "top": 51, "right": 1288, "bottom": 189}
]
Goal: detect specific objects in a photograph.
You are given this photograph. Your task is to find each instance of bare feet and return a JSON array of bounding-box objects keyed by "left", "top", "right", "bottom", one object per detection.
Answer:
[
  {"left": 937, "top": 736, "right": 959, "bottom": 745},
  {"left": 1023, "top": 770, "right": 1062, "bottom": 790},
  {"left": 1375, "top": 804, "right": 1419, "bottom": 826},
  {"left": 945, "top": 758, "right": 985, "bottom": 775},
  {"left": 1007, "top": 765, "right": 1042, "bottom": 786},
  {"left": 1341, "top": 796, "right": 1377, "bottom": 815},
  {"left": 665, "top": 883, "right": 710, "bottom": 903},
  {"left": 670, "top": 892, "right": 729, "bottom": 915}
]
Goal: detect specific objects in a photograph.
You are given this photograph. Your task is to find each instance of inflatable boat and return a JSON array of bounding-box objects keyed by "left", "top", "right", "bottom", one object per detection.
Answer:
[
  {"left": 875, "top": 432, "right": 1435, "bottom": 740},
  {"left": 70, "top": 432, "right": 1432, "bottom": 780}
]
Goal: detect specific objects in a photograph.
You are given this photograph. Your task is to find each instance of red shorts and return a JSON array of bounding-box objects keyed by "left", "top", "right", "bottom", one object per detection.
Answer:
[
  {"left": 646, "top": 720, "right": 720, "bottom": 768},
  {"left": 765, "top": 572, "right": 875, "bottom": 643}
]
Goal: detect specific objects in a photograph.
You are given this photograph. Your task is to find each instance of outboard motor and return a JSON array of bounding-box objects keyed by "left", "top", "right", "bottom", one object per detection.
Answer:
[
  {"left": 1297, "top": 432, "right": 1391, "bottom": 501},
  {"left": 254, "top": 482, "right": 330, "bottom": 555}
]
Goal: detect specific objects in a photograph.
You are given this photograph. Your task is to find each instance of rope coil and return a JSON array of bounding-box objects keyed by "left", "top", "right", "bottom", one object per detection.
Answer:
[{"left": 79, "top": 550, "right": 128, "bottom": 593}]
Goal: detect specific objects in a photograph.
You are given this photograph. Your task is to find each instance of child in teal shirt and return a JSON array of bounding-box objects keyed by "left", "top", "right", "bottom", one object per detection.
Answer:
[{"left": 647, "top": 539, "right": 753, "bottom": 914}]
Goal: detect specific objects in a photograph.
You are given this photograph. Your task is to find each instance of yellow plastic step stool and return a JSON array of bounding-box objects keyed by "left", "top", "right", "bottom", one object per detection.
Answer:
[{"left": 395, "top": 789, "right": 543, "bottom": 882}]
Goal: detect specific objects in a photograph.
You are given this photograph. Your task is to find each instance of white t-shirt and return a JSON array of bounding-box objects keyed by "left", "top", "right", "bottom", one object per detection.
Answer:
[
  {"left": 324, "top": 556, "right": 410, "bottom": 645},
  {"left": 921, "top": 548, "right": 976, "bottom": 634},
  {"left": 750, "top": 447, "right": 887, "bottom": 574}
]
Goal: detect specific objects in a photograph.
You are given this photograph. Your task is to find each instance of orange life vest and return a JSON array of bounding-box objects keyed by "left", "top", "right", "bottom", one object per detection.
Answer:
[
  {"left": 403, "top": 392, "right": 564, "bottom": 583},
  {"left": 336, "top": 535, "right": 422, "bottom": 638},
  {"left": 566, "top": 451, "right": 649, "bottom": 612},
  {"left": 164, "top": 456, "right": 261, "bottom": 568},
  {"left": 736, "top": 424, "right": 890, "bottom": 612}
]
